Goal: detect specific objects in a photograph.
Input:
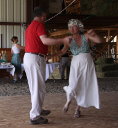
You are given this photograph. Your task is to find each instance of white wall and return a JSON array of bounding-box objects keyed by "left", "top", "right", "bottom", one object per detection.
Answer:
[{"left": 0, "top": 0, "right": 26, "bottom": 48}]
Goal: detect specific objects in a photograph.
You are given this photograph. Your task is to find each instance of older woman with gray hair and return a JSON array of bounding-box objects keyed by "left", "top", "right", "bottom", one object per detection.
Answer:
[{"left": 58, "top": 19, "right": 102, "bottom": 118}]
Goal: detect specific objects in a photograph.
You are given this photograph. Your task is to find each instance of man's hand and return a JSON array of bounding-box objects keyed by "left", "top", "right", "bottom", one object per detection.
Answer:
[{"left": 46, "top": 54, "right": 51, "bottom": 59}]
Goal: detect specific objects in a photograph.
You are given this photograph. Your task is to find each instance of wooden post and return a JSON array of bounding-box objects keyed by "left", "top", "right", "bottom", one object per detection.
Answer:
[
  {"left": 116, "top": 35, "right": 118, "bottom": 63},
  {"left": 107, "top": 29, "right": 111, "bottom": 58},
  {"left": 26, "top": 0, "right": 33, "bottom": 24},
  {"left": 1, "top": 34, "right": 2, "bottom": 48}
]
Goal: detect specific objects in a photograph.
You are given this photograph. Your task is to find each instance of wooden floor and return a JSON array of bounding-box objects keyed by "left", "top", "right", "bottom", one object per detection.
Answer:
[{"left": 0, "top": 92, "right": 118, "bottom": 128}]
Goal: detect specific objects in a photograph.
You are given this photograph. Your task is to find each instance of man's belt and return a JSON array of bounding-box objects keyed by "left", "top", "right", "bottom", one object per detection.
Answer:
[{"left": 26, "top": 52, "right": 46, "bottom": 57}]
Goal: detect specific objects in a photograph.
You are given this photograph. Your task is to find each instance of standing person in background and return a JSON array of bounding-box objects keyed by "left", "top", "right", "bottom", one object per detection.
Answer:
[
  {"left": 23, "top": 6, "right": 71, "bottom": 125},
  {"left": 11, "top": 36, "right": 24, "bottom": 83},
  {"left": 55, "top": 19, "right": 102, "bottom": 118},
  {"left": 59, "top": 44, "right": 71, "bottom": 80}
]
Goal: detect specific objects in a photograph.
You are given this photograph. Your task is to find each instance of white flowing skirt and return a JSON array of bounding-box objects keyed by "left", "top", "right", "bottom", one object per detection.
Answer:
[{"left": 63, "top": 53, "right": 100, "bottom": 109}]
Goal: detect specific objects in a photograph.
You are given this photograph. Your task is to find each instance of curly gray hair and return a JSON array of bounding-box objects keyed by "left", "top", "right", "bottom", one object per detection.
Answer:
[{"left": 68, "top": 19, "right": 84, "bottom": 32}]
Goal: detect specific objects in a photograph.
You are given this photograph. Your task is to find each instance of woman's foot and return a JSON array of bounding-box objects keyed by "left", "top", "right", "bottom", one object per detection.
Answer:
[
  {"left": 63, "top": 101, "right": 71, "bottom": 113},
  {"left": 74, "top": 110, "right": 81, "bottom": 118},
  {"left": 63, "top": 104, "right": 69, "bottom": 113}
]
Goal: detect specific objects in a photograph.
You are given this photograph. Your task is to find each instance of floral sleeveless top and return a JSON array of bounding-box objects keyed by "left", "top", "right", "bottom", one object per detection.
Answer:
[{"left": 70, "top": 34, "right": 90, "bottom": 55}]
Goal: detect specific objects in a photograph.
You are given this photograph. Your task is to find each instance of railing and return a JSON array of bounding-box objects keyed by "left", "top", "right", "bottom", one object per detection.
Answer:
[{"left": 91, "top": 31, "right": 118, "bottom": 62}]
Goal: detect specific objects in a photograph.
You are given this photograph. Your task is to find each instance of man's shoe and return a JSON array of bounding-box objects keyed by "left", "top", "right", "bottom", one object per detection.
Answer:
[
  {"left": 41, "top": 110, "right": 51, "bottom": 116},
  {"left": 30, "top": 117, "right": 48, "bottom": 125}
]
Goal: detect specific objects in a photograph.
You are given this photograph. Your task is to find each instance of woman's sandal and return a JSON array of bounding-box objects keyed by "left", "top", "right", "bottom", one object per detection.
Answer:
[{"left": 74, "top": 110, "right": 81, "bottom": 118}]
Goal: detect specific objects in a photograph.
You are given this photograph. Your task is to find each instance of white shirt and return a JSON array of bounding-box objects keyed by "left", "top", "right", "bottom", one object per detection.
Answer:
[{"left": 12, "top": 44, "right": 20, "bottom": 54}]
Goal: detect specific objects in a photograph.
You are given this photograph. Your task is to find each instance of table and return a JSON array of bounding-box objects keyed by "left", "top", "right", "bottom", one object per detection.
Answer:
[
  {"left": 0, "top": 63, "right": 15, "bottom": 76},
  {"left": 45, "top": 62, "right": 60, "bottom": 81},
  {"left": 0, "top": 63, "right": 24, "bottom": 79},
  {"left": 4, "top": 62, "right": 60, "bottom": 80}
]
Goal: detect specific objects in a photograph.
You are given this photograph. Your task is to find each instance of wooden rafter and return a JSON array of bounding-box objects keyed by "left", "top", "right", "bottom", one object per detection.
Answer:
[
  {"left": 64, "top": 0, "right": 80, "bottom": 14},
  {"left": 46, "top": 14, "right": 118, "bottom": 29}
]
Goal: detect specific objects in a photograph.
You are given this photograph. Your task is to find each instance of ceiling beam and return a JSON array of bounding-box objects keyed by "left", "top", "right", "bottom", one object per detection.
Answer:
[{"left": 46, "top": 14, "right": 118, "bottom": 29}]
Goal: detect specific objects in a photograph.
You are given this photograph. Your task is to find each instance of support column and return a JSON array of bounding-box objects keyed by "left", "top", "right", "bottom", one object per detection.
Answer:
[
  {"left": 107, "top": 29, "right": 111, "bottom": 58},
  {"left": 26, "top": 0, "right": 33, "bottom": 24},
  {"left": 116, "top": 35, "right": 118, "bottom": 63}
]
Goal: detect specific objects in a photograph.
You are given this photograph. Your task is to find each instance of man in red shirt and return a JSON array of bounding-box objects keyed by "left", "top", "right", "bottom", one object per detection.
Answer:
[{"left": 24, "top": 7, "right": 70, "bottom": 125}]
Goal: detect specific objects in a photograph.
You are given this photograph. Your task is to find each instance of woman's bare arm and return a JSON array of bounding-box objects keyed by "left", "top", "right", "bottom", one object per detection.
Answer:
[
  {"left": 16, "top": 44, "right": 24, "bottom": 50},
  {"left": 86, "top": 29, "right": 103, "bottom": 43}
]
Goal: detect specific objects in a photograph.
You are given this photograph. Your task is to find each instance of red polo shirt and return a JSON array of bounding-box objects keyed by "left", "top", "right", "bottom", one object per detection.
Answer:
[{"left": 25, "top": 20, "right": 48, "bottom": 55}]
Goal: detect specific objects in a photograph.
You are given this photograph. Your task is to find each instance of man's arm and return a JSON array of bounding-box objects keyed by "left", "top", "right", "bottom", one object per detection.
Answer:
[
  {"left": 40, "top": 35, "right": 72, "bottom": 46},
  {"left": 40, "top": 35, "right": 64, "bottom": 45}
]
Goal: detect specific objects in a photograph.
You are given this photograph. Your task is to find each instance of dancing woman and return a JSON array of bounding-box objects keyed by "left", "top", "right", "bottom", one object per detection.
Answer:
[{"left": 58, "top": 19, "right": 102, "bottom": 118}]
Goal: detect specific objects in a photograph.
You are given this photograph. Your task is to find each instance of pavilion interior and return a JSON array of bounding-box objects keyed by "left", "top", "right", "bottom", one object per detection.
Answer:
[
  {"left": 0, "top": 1, "right": 118, "bottom": 128},
  {"left": 0, "top": 0, "right": 118, "bottom": 76}
]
